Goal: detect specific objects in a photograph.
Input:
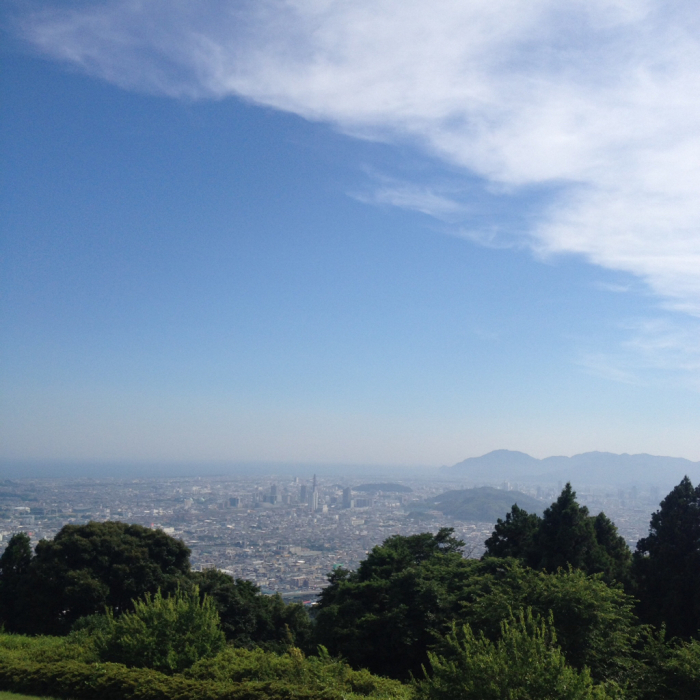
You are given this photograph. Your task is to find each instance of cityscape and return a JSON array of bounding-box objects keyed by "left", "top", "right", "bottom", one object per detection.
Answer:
[{"left": 0, "top": 473, "right": 661, "bottom": 601}]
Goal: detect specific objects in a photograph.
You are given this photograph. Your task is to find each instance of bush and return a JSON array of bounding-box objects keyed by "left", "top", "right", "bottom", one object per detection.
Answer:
[
  {"left": 415, "top": 610, "right": 615, "bottom": 700},
  {"left": 98, "top": 587, "right": 225, "bottom": 673},
  {"left": 0, "top": 656, "right": 333, "bottom": 700},
  {"left": 186, "top": 646, "right": 408, "bottom": 698},
  {"left": 458, "top": 560, "right": 640, "bottom": 684},
  {"left": 0, "top": 633, "right": 408, "bottom": 700},
  {"left": 0, "top": 632, "right": 95, "bottom": 664}
]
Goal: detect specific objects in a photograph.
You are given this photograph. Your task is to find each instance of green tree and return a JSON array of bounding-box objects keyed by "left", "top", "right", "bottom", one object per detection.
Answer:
[
  {"left": 633, "top": 476, "right": 700, "bottom": 639},
  {"left": 484, "top": 484, "right": 631, "bottom": 586},
  {"left": 415, "top": 610, "right": 613, "bottom": 700},
  {"left": 484, "top": 504, "right": 540, "bottom": 559},
  {"left": 0, "top": 532, "right": 32, "bottom": 632},
  {"left": 629, "top": 629, "right": 700, "bottom": 700},
  {"left": 314, "top": 530, "right": 638, "bottom": 683},
  {"left": 26, "top": 521, "right": 191, "bottom": 634},
  {"left": 314, "top": 529, "right": 470, "bottom": 679},
  {"left": 457, "top": 559, "right": 639, "bottom": 685},
  {"left": 191, "top": 568, "right": 311, "bottom": 651},
  {"left": 98, "top": 586, "right": 225, "bottom": 673}
]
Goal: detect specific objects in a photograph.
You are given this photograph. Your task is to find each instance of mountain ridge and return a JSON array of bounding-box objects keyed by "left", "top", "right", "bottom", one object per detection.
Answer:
[{"left": 445, "top": 450, "right": 700, "bottom": 486}]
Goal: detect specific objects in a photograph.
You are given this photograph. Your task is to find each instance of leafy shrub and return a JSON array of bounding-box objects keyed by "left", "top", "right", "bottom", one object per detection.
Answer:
[
  {"left": 457, "top": 560, "right": 640, "bottom": 684},
  {"left": 186, "top": 645, "right": 408, "bottom": 698},
  {"left": 415, "top": 610, "right": 615, "bottom": 700},
  {"left": 0, "top": 655, "right": 333, "bottom": 700},
  {"left": 98, "top": 586, "right": 225, "bottom": 673},
  {"left": 0, "top": 632, "right": 95, "bottom": 664},
  {"left": 0, "top": 634, "right": 408, "bottom": 700}
]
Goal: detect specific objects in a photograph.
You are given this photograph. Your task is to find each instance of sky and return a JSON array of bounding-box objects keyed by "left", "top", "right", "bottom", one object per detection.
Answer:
[{"left": 1, "top": 0, "right": 700, "bottom": 468}]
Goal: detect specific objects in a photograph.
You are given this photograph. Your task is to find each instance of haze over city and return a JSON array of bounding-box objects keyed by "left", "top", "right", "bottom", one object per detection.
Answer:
[{"left": 2, "top": 1, "right": 700, "bottom": 473}]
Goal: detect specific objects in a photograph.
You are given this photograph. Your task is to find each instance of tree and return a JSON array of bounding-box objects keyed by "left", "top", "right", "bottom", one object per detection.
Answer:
[
  {"left": 633, "top": 476, "right": 700, "bottom": 639},
  {"left": 458, "top": 558, "right": 639, "bottom": 685},
  {"left": 191, "top": 568, "right": 311, "bottom": 651},
  {"left": 98, "top": 586, "right": 225, "bottom": 673},
  {"left": 536, "top": 484, "right": 606, "bottom": 573},
  {"left": 415, "top": 611, "right": 612, "bottom": 700},
  {"left": 483, "top": 504, "right": 539, "bottom": 559},
  {"left": 0, "top": 532, "right": 32, "bottom": 632},
  {"left": 631, "top": 630, "right": 700, "bottom": 700},
  {"left": 26, "top": 521, "right": 191, "bottom": 634},
  {"left": 484, "top": 484, "right": 631, "bottom": 586},
  {"left": 313, "top": 530, "right": 638, "bottom": 683},
  {"left": 314, "top": 529, "right": 471, "bottom": 679}
]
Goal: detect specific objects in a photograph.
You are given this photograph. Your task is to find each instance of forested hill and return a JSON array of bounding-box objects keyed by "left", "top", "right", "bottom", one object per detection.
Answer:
[
  {"left": 420, "top": 486, "right": 544, "bottom": 521},
  {"left": 445, "top": 449, "right": 700, "bottom": 485}
]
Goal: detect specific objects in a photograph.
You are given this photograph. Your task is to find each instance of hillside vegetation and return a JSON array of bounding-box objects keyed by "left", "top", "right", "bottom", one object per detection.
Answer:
[{"left": 420, "top": 486, "right": 544, "bottom": 521}]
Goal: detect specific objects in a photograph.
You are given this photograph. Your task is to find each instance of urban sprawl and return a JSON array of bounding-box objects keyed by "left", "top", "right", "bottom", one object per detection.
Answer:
[{"left": 0, "top": 474, "right": 658, "bottom": 602}]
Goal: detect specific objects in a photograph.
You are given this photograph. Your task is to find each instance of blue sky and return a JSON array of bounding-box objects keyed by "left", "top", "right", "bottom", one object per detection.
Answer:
[{"left": 1, "top": 1, "right": 700, "bottom": 466}]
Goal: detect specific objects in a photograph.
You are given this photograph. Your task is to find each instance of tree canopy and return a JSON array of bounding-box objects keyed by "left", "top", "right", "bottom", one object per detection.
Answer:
[
  {"left": 24, "top": 521, "right": 191, "bottom": 634},
  {"left": 313, "top": 529, "right": 638, "bottom": 683},
  {"left": 634, "top": 476, "right": 700, "bottom": 639},
  {"left": 191, "top": 568, "right": 311, "bottom": 651},
  {"left": 0, "top": 520, "right": 310, "bottom": 646},
  {"left": 416, "top": 611, "right": 612, "bottom": 700},
  {"left": 484, "top": 483, "right": 631, "bottom": 585}
]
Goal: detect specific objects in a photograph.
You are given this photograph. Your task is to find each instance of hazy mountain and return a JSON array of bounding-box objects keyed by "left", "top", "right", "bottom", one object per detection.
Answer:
[
  {"left": 419, "top": 486, "right": 544, "bottom": 522},
  {"left": 445, "top": 450, "right": 700, "bottom": 486}
]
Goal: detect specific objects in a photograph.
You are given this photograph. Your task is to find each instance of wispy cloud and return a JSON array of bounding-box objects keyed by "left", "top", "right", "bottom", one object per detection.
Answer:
[
  {"left": 13, "top": 0, "right": 700, "bottom": 315},
  {"left": 578, "top": 316, "right": 700, "bottom": 389},
  {"left": 352, "top": 180, "right": 467, "bottom": 222}
]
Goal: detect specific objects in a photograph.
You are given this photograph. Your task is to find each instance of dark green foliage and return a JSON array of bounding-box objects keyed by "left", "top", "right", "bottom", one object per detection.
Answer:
[
  {"left": 633, "top": 476, "right": 700, "bottom": 639},
  {"left": 628, "top": 629, "right": 700, "bottom": 700},
  {"left": 314, "top": 529, "right": 638, "bottom": 683},
  {"left": 192, "top": 569, "right": 311, "bottom": 651},
  {"left": 97, "top": 587, "right": 225, "bottom": 673},
  {"left": 415, "top": 611, "right": 613, "bottom": 700},
  {"left": 454, "top": 559, "right": 639, "bottom": 685},
  {"left": 0, "top": 520, "right": 311, "bottom": 651},
  {"left": 485, "top": 484, "right": 632, "bottom": 585},
  {"left": 0, "top": 534, "right": 32, "bottom": 632},
  {"left": 314, "top": 529, "right": 468, "bottom": 679},
  {"left": 23, "top": 521, "right": 191, "bottom": 635},
  {"left": 355, "top": 527, "right": 465, "bottom": 576},
  {"left": 483, "top": 504, "right": 539, "bottom": 559}
]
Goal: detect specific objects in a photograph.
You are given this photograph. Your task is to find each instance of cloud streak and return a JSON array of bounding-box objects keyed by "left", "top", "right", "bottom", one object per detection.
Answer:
[
  {"left": 579, "top": 315, "right": 700, "bottom": 389},
  {"left": 15, "top": 0, "right": 700, "bottom": 313}
]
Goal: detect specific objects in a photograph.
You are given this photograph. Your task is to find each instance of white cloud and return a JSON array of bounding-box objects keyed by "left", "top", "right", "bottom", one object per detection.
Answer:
[
  {"left": 15, "top": 0, "right": 700, "bottom": 313},
  {"left": 352, "top": 177, "right": 467, "bottom": 221},
  {"left": 578, "top": 316, "right": 700, "bottom": 388}
]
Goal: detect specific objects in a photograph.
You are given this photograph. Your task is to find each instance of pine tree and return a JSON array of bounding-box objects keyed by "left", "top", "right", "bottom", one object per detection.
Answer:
[{"left": 634, "top": 476, "right": 700, "bottom": 638}]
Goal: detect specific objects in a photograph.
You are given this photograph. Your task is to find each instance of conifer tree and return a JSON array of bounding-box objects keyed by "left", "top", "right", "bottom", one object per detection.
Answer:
[{"left": 634, "top": 476, "right": 700, "bottom": 639}]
